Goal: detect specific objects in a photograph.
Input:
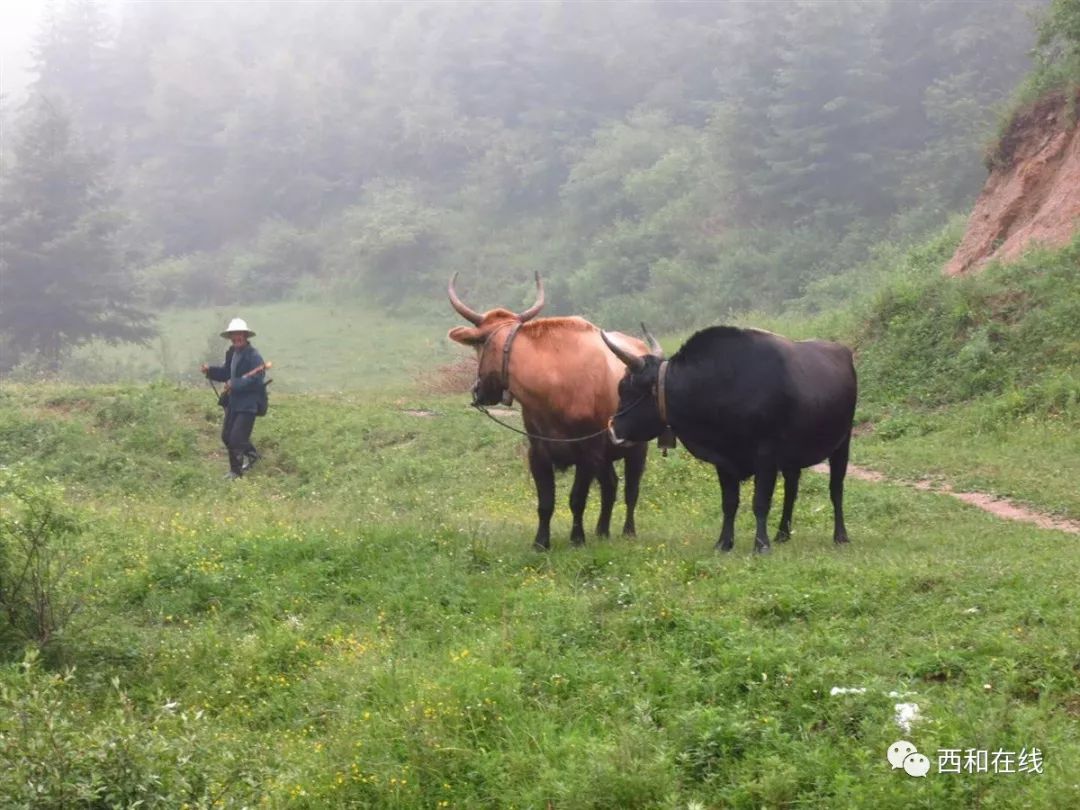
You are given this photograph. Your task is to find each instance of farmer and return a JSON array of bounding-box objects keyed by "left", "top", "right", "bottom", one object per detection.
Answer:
[{"left": 201, "top": 317, "right": 267, "bottom": 479}]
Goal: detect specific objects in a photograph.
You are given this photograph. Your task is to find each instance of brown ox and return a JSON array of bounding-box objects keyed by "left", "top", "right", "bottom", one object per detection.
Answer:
[{"left": 448, "top": 274, "right": 653, "bottom": 550}]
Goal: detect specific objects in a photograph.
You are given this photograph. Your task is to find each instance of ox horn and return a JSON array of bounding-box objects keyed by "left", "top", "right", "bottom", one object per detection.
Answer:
[
  {"left": 448, "top": 272, "right": 483, "bottom": 325},
  {"left": 517, "top": 272, "right": 545, "bottom": 322},
  {"left": 641, "top": 323, "right": 664, "bottom": 358},
  {"left": 602, "top": 330, "right": 646, "bottom": 372}
]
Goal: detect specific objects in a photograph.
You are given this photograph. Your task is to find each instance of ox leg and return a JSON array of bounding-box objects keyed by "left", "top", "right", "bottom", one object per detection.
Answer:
[
  {"left": 595, "top": 462, "right": 617, "bottom": 538},
  {"left": 568, "top": 463, "right": 595, "bottom": 546},
  {"left": 529, "top": 445, "right": 556, "bottom": 551},
  {"left": 752, "top": 462, "right": 777, "bottom": 554},
  {"left": 829, "top": 435, "right": 852, "bottom": 545},
  {"left": 621, "top": 445, "right": 647, "bottom": 538},
  {"left": 715, "top": 469, "right": 740, "bottom": 552},
  {"left": 775, "top": 467, "right": 801, "bottom": 543}
]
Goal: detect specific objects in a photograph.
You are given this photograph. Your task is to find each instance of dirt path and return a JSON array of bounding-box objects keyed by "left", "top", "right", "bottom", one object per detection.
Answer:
[{"left": 811, "top": 463, "right": 1080, "bottom": 535}]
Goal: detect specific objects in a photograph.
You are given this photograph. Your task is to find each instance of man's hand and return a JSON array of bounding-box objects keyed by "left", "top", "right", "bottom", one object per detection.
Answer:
[
  {"left": 200, "top": 363, "right": 209, "bottom": 376},
  {"left": 223, "top": 381, "right": 231, "bottom": 393}
]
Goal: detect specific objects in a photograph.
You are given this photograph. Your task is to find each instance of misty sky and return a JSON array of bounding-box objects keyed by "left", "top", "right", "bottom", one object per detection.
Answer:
[
  {"left": 1, "top": 0, "right": 46, "bottom": 96},
  {"left": 1, "top": 0, "right": 120, "bottom": 99}
]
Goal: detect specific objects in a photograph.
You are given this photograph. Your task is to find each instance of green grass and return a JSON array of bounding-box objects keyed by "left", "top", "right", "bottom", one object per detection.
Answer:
[
  {"left": 855, "top": 406, "right": 1080, "bottom": 519},
  {"left": 50, "top": 299, "right": 465, "bottom": 393},
  {"left": 847, "top": 237, "right": 1080, "bottom": 518},
  {"left": 2, "top": 383, "right": 1079, "bottom": 808},
  {"left": 3, "top": 236, "right": 1080, "bottom": 806}
]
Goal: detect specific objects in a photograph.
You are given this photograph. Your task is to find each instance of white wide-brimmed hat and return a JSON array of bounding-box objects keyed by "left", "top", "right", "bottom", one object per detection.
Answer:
[{"left": 220, "top": 317, "right": 255, "bottom": 338}]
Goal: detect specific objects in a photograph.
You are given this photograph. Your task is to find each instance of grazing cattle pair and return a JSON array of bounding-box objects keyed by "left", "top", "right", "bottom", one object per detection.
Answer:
[{"left": 449, "top": 276, "right": 857, "bottom": 553}]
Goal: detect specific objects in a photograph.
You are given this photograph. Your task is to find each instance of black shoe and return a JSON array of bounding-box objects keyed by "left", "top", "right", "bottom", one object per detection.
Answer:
[{"left": 242, "top": 450, "right": 260, "bottom": 472}]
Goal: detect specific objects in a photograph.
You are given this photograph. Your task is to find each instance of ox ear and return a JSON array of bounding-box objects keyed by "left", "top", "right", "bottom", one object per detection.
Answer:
[{"left": 448, "top": 326, "right": 485, "bottom": 347}]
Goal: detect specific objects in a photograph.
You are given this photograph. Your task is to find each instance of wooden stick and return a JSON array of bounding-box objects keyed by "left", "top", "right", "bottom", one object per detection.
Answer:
[{"left": 241, "top": 361, "right": 272, "bottom": 378}]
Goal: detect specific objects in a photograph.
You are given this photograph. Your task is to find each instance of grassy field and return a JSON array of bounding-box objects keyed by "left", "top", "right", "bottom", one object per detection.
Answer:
[
  {"left": 48, "top": 300, "right": 465, "bottom": 393},
  {"left": 3, "top": 238, "right": 1079, "bottom": 806},
  {"left": 2, "top": 378, "right": 1078, "bottom": 808},
  {"left": 855, "top": 409, "right": 1080, "bottom": 519}
]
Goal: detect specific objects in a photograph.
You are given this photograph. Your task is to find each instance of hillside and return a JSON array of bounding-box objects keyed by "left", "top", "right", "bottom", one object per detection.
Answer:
[
  {"left": 2, "top": 0, "right": 1041, "bottom": 374},
  {"left": 946, "top": 90, "right": 1080, "bottom": 275},
  {"left": 4, "top": 3, "right": 1080, "bottom": 803}
]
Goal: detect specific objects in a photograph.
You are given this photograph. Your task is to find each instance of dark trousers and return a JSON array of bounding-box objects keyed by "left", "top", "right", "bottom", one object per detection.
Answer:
[{"left": 221, "top": 410, "right": 256, "bottom": 474}]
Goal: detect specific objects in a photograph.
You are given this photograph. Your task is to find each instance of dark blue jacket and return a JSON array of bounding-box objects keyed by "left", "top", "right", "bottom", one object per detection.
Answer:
[{"left": 208, "top": 344, "right": 266, "bottom": 414}]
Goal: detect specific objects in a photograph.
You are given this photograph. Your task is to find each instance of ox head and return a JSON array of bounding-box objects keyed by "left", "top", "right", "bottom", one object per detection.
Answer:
[
  {"left": 602, "top": 325, "right": 666, "bottom": 445},
  {"left": 447, "top": 272, "right": 545, "bottom": 406}
]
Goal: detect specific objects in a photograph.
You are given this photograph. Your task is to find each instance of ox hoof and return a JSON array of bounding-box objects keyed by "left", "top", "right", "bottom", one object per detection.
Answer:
[
  {"left": 834, "top": 534, "right": 851, "bottom": 545},
  {"left": 533, "top": 536, "right": 550, "bottom": 552},
  {"left": 595, "top": 526, "right": 611, "bottom": 539},
  {"left": 774, "top": 530, "right": 791, "bottom": 543},
  {"left": 754, "top": 543, "right": 772, "bottom": 555},
  {"left": 621, "top": 527, "right": 637, "bottom": 539},
  {"left": 715, "top": 541, "right": 734, "bottom": 553}
]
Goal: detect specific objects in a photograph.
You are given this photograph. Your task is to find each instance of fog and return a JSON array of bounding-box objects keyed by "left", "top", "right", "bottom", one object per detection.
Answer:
[
  {"left": 0, "top": 0, "right": 1042, "bottom": 373},
  {"left": 1, "top": 1, "right": 45, "bottom": 97}
]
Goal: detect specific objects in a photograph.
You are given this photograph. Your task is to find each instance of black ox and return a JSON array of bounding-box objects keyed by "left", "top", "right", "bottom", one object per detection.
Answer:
[{"left": 602, "top": 326, "right": 857, "bottom": 553}]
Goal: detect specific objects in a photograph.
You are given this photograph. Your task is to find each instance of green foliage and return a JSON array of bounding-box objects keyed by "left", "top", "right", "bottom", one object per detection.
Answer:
[
  {"left": 140, "top": 220, "right": 322, "bottom": 308},
  {"left": 0, "top": 97, "right": 153, "bottom": 371},
  {"left": 856, "top": 235, "right": 1080, "bottom": 414},
  {"left": 1037, "top": 0, "right": 1080, "bottom": 65},
  {"left": 322, "top": 182, "right": 450, "bottom": 305},
  {"left": 992, "top": 0, "right": 1080, "bottom": 155},
  {"left": 757, "top": 1, "right": 894, "bottom": 220},
  {"left": 20, "top": 0, "right": 1040, "bottom": 327},
  {"left": 140, "top": 253, "right": 229, "bottom": 309},
  {"left": 0, "top": 651, "right": 252, "bottom": 807},
  {"left": 0, "top": 470, "right": 82, "bottom": 655}
]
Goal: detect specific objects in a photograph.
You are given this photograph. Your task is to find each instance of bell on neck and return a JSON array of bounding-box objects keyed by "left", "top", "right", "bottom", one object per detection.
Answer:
[{"left": 657, "top": 425, "right": 677, "bottom": 456}]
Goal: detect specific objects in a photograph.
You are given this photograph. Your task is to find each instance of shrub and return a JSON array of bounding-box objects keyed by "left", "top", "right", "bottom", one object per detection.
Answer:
[
  {"left": 0, "top": 650, "right": 256, "bottom": 807},
  {"left": 855, "top": 234, "right": 1080, "bottom": 412},
  {"left": 0, "top": 469, "right": 82, "bottom": 655}
]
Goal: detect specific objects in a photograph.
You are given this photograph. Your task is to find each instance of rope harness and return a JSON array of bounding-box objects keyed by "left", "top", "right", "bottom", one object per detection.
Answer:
[{"left": 471, "top": 393, "right": 649, "bottom": 443}]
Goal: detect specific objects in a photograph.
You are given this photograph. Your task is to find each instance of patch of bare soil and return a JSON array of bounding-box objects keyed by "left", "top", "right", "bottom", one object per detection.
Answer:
[
  {"left": 416, "top": 358, "right": 475, "bottom": 395},
  {"left": 812, "top": 463, "right": 1080, "bottom": 534},
  {"left": 946, "top": 90, "right": 1080, "bottom": 276}
]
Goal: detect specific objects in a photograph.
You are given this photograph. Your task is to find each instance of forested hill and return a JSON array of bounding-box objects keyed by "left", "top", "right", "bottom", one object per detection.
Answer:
[{"left": 0, "top": 0, "right": 1046, "bottom": 370}]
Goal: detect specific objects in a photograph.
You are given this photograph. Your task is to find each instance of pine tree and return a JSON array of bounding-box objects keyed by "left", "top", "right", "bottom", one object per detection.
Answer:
[
  {"left": 759, "top": 0, "right": 895, "bottom": 222},
  {"left": 0, "top": 98, "right": 153, "bottom": 371},
  {"left": 32, "top": 0, "right": 119, "bottom": 146}
]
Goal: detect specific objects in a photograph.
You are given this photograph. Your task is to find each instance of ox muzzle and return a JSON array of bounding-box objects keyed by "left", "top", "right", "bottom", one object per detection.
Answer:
[{"left": 471, "top": 378, "right": 514, "bottom": 408}]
